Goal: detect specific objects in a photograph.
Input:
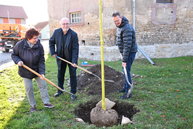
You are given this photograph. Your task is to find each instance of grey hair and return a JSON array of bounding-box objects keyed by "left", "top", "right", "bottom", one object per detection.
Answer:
[{"left": 59, "top": 17, "right": 70, "bottom": 24}]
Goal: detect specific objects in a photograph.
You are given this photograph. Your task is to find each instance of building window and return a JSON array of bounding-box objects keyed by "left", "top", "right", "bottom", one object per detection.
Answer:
[
  {"left": 70, "top": 12, "right": 81, "bottom": 24},
  {"left": 15, "top": 19, "right": 21, "bottom": 24},
  {"left": 156, "top": 0, "right": 173, "bottom": 3},
  {"left": 3, "top": 18, "right": 9, "bottom": 23}
]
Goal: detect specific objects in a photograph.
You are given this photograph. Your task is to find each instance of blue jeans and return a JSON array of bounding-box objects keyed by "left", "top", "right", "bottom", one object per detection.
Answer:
[{"left": 123, "top": 52, "right": 136, "bottom": 93}]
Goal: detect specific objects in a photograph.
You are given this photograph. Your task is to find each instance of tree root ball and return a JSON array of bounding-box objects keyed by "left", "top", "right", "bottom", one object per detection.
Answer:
[{"left": 90, "top": 107, "right": 118, "bottom": 127}]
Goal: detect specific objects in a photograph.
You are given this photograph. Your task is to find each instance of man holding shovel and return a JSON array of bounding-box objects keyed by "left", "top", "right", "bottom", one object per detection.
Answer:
[
  {"left": 112, "top": 12, "right": 138, "bottom": 99},
  {"left": 11, "top": 28, "right": 54, "bottom": 112},
  {"left": 49, "top": 17, "right": 79, "bottom": 100}
]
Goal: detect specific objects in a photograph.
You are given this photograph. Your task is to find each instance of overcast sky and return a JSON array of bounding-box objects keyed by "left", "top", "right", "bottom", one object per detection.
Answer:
[{"left": 0, "top": 0, "right": 48, "bottom": 25}]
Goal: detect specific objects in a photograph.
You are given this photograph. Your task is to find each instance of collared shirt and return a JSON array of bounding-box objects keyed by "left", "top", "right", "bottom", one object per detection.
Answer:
[{"left": 27, "top": 41, "right": 34, "bottom": 48}]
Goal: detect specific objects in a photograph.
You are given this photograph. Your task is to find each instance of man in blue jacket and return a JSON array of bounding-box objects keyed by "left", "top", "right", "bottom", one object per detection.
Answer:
[
  {"left": 112, "top": 12, "right": 138, "bottom": 99},
  {"left": 49, "top": 17, "right": 79, "bottom": 100}
]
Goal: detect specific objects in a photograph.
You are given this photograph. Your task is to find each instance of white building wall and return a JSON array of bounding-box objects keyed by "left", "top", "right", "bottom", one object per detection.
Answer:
[
  {"left": 0, "top": 18, "right": 3, "bottom": 23},
  {"left": 40, "top": 24, "right": 50, "bottom": 40}
]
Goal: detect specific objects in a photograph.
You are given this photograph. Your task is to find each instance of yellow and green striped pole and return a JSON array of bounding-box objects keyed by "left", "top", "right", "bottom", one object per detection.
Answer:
[{"left": 99, "top": 0, "right": 106, "bottom": 110}]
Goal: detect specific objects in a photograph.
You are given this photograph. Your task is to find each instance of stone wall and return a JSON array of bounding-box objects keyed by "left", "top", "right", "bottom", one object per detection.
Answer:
[
  {"left": 79, "top": 42, "right": 193, "bottom": 61},
  {"left": 136, "top": 0, "right": 193, "bottom": 45},
  {"left": 47, "top": 0, "right": 193, "bottom": 59}
]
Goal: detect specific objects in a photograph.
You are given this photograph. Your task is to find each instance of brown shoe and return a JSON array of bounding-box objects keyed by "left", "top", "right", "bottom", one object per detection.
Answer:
[
  {"left": 44, "top": 103, "right": 54, "bottom": 108},
  {"left": 30, "top": 106, "right": 37, "bottom": 112}
]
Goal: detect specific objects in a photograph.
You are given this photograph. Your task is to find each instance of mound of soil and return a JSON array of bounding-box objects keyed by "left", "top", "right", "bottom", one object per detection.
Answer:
[
  {"left": 75, "top": 65, "right": 140, "bottom": 127},
  {"left": 74, "top": 99, "right": 140, "bottom": 124},
  {"left": 77, "top": 64, "right": 124, "bottom": 95}
]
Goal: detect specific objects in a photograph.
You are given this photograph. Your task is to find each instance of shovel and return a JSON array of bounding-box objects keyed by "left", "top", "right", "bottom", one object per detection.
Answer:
[
  {"left": 56, "top": 56, "right": 114, "bottom": 83},
  {"left": 22, "top": 64, "right": 74, "bottom": 95},
  {"left": 123, "top": 66, "right": 133, "bottom": 97}
]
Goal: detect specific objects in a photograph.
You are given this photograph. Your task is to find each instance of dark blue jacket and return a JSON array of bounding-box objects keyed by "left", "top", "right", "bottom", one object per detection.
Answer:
[
  {"left": 11, "top": 39, "right": 45, "bottom": 79},
  {"left": 116, "top": 17, "right": 138, "bottom": 62},
  {"left": 49, "top": 28, "right": 79, "bottom": 64}
]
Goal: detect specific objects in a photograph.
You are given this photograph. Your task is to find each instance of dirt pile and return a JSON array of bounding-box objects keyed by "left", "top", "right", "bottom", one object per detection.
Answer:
[
  {"left": 77, "top": 64, "right": 124, "bottom": 95},
  {"left": 75, "top": 65, "right": 140, "bottom": 127}
]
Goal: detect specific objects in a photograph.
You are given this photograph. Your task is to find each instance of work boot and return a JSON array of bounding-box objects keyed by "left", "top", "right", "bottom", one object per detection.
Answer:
[
  {"left": 71, "top": 94, "right": 77, "bottom": 101},
  {"left": 54, "top": 92, "right": 63, "bottom": 97},
  {"left": 44, "top": 103, "right": 54, "bottom": 108},
  {"left": 120, "top": 93, "right": 132, "bottom": 99},
  {"left": 30, "top": 106, "right": 37, "bottom": 113},
  {"left": 119, "top": 88, "right": 126, "bottom": 93}
]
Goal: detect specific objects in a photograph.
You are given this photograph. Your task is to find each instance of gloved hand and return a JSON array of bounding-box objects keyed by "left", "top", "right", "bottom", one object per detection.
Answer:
[
  {"left": 122, "top": 62, "right": 126, "bottom": 67},
  {"left": 71, "top": 63, "right": 77, "bottom": 67},
  {"left": 17, "top": 61, "right": 23, "bottom": 66},
  {"left": 52, "top": 54, "right": 57, "bottom": 58},
  {"left": 40, "top": 74, "right": 45, "bottom": 80}
]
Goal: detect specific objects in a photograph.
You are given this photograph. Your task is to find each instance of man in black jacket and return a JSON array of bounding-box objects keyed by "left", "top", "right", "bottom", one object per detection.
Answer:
[
  {"left": 12, "top": 28, "right": 54, "bottom": 112},
  {"left": 49, "top": 17, "right": 79, "bottom": 100},
  {"left": 112, "top": 12, "right": 138, "bottom": 99}
]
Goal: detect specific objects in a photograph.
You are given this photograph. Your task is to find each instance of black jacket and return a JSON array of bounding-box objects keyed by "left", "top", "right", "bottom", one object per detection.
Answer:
[
  {"left": 11, "top": 39, "right": 45, "bottom": 79},
  {"left": 116, "top": 17, "right": 138, "bottom": 62},
  {"left": 49, "top": 28, "right": 79, "bottom": 64}
]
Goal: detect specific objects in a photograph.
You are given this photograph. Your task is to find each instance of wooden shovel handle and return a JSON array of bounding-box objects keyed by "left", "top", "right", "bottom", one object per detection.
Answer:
[
  {"left": 22, "top": 64, "right": 65, "bottom": 92},
  {"left": 56, "top": 56, "right": 92, "bottom": 74},
  {"left": 56, "top": 56, "right": 114, "bottom": 83}
]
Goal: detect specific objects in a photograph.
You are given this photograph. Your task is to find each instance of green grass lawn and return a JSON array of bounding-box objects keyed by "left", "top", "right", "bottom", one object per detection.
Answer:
[{"left": 0, "top": 56, "right": 193, "bottom": 129}]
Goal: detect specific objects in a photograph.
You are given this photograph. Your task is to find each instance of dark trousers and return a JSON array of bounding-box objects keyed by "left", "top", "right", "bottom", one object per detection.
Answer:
[
  {"left": 123, "top": 52, "right": 136, "bottom": 92},
  {"left": 57, "top": 60, "right": 77, "bottom": 94}
]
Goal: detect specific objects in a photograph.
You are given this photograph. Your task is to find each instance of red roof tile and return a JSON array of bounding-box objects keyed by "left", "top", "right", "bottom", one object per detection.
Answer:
[{"left": 0, "top": 5, "right": 28, "bottom": 19}]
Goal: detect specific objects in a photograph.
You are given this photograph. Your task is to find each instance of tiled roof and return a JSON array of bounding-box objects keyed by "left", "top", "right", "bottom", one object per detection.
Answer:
[
  {"left": 0, "top": 5, "right": 28, "bottom": 19},
  {"left": 34, "top": 21, "right": 48, "bottom": 30}
]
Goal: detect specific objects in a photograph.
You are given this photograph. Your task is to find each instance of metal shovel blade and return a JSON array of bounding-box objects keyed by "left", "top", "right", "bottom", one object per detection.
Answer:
[
  {"left": 91, "top": 73, "right": 114, "bottom": 83},
  {"left": 123, "top": 66, "right": 133, "bottom": 97}
]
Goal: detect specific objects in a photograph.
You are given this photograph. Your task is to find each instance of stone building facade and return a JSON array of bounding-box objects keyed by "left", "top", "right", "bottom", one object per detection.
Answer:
[{"left": 47, "top": 0, "right": 193, "bottom": 60}]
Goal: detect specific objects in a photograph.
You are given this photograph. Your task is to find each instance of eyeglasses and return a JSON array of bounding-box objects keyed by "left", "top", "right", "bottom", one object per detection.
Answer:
[
  {"left": 114, "top": 19, "right": 121, "bottom": 23},
  {"left": 62, "top": 23, "right": 69, "bottom": 25},
  {"left": 32, "top": 37, "right": 38, "bottom": 40}
]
